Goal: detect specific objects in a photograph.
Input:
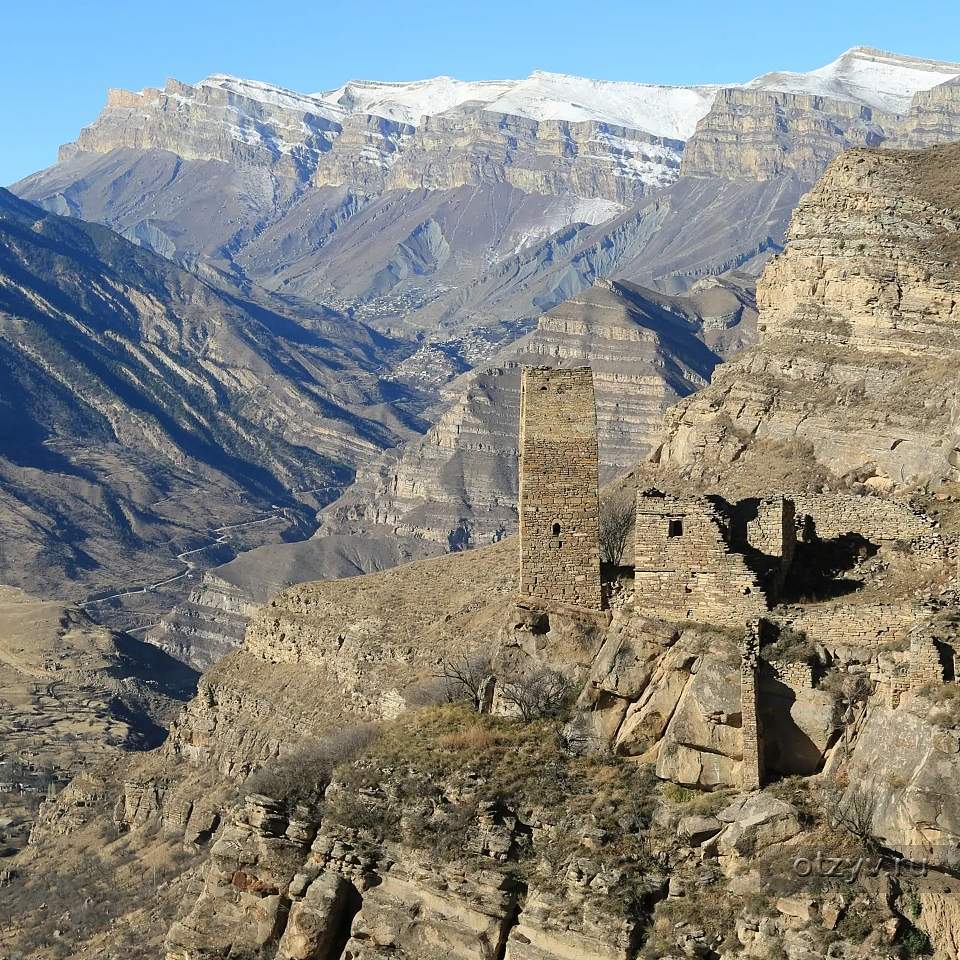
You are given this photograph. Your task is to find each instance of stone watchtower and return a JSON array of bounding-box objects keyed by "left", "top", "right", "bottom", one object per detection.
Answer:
[{"left": 518, "top": 366, "right": 602, "bottom": 610}]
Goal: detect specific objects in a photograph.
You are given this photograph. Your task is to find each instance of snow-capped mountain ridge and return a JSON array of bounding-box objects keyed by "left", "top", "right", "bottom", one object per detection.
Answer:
[
  {"left": 747, "top": 46, "right": 960, "bottom": 114},
  {"left": 315, "top": 72, "right": 721, "bottom": 139},
  {"left": 195, "top": 47, "right": 960, "bottom": 144}
]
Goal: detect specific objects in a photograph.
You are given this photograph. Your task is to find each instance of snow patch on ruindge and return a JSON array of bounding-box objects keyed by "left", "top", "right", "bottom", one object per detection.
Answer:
[
  {"left": 507, "top": 196, "right": 625, "bottom": 255},
  {"left": 320, "top": 77, "right": 517, "bottom": 126},
  {"left": 199, "top": 75, "right": 345, "bottom": 122},
  {"left": 318, "top": 73, "right": 720, "bottom": 140},
  {"left": 484, "top": 72, "right": 720, "bottom": 140}
]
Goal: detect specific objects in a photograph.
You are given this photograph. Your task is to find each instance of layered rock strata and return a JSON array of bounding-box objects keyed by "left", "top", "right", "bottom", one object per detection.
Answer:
[{"left": 654, "top": 145, "right": 960, "bottom": 494}]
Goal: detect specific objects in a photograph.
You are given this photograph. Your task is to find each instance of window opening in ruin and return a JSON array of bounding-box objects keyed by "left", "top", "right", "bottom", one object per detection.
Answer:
[
  {"left": 668, "top": 519, "right": 683, "bottom": 538},
  {"left": 552, "top": 522, "right": 561, "bottom": 537}
]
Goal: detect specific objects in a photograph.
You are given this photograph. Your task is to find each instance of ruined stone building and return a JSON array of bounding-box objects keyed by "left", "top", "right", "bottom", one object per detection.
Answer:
[
  {"left": 517, "top": 367, "right": 797, "bottom": 624},
  {"left": 518, "top": 366, "right": 602, "bottom": 610},
  {"left": 633, "top": 491, "right": 796, "bottom": 627},
  {"left": 515, "top": 362, "right": 958, "bottom": 792}
]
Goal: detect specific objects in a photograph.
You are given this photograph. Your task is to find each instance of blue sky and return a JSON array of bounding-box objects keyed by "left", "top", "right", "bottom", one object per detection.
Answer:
[{"left": 2, "top": 0, "right": 959, "bottom": 186}]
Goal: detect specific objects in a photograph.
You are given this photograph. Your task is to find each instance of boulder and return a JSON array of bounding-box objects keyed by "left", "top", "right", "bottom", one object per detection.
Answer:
[
  {"left": 654, "top": 654, "right": 743, "bottom": 789},
  {"left": 715, "top": 794, "right": 802, "bottom": 857},
  {"left": 776, "top": 896, "right": 818, "bottom": 923},
  {"left": 587, "top": 618, "right": 676, "bottom": 701},
  {"left": 821, "top": 897, "right": 846, "bottom": 931},
  {"left": 277, "top": 873, "right": 356, "bottom": 960},
  {"left": 614, "top": 648, "right": 693, "bottom": 757},
  {"left": 677, "top": 816, "right": 723, "bottom": 847},
  {"left": 846, "top": 702, "right": 960, "bottom": 864}
]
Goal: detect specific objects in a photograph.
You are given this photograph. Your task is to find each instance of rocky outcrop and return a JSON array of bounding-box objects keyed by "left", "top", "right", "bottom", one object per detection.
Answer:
[
  {"left": 166, "top": 765, "right": 647, "bottom": 960},
  {"left": 160, "top": 542, "right": 518, "bottom": 779},
  {"left": 654, "top": 145, "right": 960, "bottom": 495},
  {"left": 844, "top": 692, "right": 960, "bottom": 867}
]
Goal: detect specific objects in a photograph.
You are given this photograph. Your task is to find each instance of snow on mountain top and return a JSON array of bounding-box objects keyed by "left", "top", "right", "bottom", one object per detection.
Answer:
[
  {"left": 191, "top": 48, "right": 960, "bottom": 143},
  {"left": 747, "top": 47, "right": 960, "bottom": 114},
  {"left": 320, "top": 77, "right": 516, "bottom": 126},
  {"left": 319, "top": 72, "right": 720, "bottom": 140},
  {"left": 482, "top": 72, "right": 721, "bottom": 140}
]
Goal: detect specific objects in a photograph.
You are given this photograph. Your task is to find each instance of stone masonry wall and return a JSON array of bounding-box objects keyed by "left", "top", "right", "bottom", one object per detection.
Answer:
[
  {"left": 792, "top": 494, "right": 934, "bottom": 544},
  {"left": 519, "top": 367, "right": 602, "bottom": 609},
  {"left": 909, "top": 633, "right": 946, "bottom": 690},
  {"left": 735, "top": 497, "right": 797, "bottom": 561},
  {"left": 741, "top": 622, "right": 764, "bottom": 791},
  {"left": 767, "top": 659, "right": 815, "bottom": 691},
  {"left": 634, "top": 492, "right": 768, "bottom": 627},
  {"left": 731, "top": 496, "right": 797, "bottom": 600},
  {"left": 774, "top": 601, "right": 919, "bottom": 656}
]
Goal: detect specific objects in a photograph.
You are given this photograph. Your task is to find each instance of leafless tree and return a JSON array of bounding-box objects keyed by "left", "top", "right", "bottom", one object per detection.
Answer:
[
  {"left": 599, "top": 492, "right": 635, "bottom": 565},
  {"left": 495, "top": 667, "right": 573, "bottom": 722},
  {"left": 434, "top": 652, "right": 494, "bottom": 705}
]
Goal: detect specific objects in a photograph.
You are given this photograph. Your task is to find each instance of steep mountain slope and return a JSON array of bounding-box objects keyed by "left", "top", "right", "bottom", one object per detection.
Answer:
[
  {"left": 650, "top": 143, "right": 960, "bottom": 497},
  {"left": 0, "top": 189, "right": 423, "bottom": 601}
]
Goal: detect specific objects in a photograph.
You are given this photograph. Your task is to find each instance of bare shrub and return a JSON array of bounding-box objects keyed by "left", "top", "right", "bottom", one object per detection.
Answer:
[
  {"left": 825, "top": 782, "right": 879, "bottom": 852},
  {"left": 243, "top": 723, "right": 378, "bottom": 810},
  {"left": 762, "top": 625, "right": 816, "bottom": 664},
  {"left": 434, "top": 652, "right": 493, "bottom": 705},
  {"left": 600, "top": 492, "right": 635, "bottom": 565},
  {"left": 496, "top": 667, "right": 574, "bottom": 722}
]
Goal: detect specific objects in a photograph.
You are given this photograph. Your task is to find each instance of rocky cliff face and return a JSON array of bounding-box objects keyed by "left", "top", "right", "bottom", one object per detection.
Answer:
[
  {"left": 891, "top": 77, "right": 960, "bottom": 149},
  {"left": 682, "top": 48, "right": 960, "bottom": 181},
  {"left": 681, "top": 87, "right": 885, "bottom": 181},
  {"left": 653, "top": 144, "right": 960, "bottom": 496},
  {"left": 58, "top": 75, "right": 692, "bottom": 204}
]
